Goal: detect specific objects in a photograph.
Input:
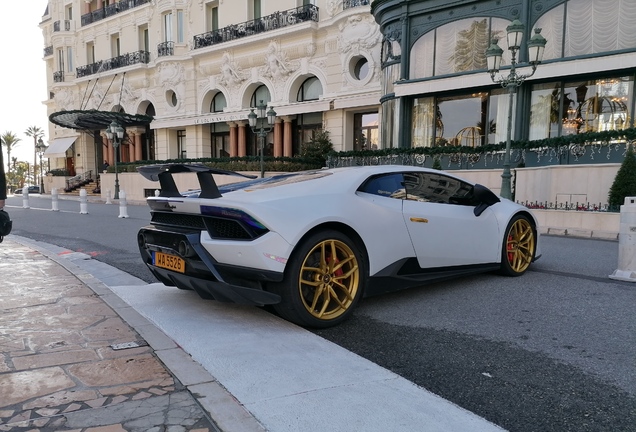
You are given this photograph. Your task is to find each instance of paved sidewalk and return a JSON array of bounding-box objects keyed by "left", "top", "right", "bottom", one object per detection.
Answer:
[
  {"left": 2, "top": 235, "right": 507, "bottom": 432},
  {"left": 0, "top": 239, "right": 255, "bottom": 432}
]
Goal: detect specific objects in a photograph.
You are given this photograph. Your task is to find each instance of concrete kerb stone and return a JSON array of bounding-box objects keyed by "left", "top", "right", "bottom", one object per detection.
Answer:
[
  {"left": 10, "top": 235, "right": 265, "bottom": 432},
  {"left": 541, "top": 226, "right": 619, "bottom": 241}
]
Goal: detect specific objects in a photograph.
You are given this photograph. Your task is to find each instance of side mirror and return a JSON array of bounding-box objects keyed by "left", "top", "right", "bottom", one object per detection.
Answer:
[{"left": 473, "top": 184, "right": 500, "bottom": 217}]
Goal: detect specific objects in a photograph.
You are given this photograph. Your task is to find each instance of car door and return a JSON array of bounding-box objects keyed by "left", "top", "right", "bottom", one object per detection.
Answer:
[{"left": 401, "top": 171, "right": 500, "bottom": 268}]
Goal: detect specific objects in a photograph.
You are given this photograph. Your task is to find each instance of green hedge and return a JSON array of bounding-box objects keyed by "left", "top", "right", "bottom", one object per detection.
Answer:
[
  {"left": 47, "top": 168, "right": 70, "bottom": 176},
  {"left": 327, "top": 128, "right": 636, "bottom": 159},
  {"left": 106, "top": 156, "right": 324, "bottom": 173}
]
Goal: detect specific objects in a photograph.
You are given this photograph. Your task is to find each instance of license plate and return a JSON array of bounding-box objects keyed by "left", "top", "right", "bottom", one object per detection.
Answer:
[{"left": 154, "top": 251, "right": 185, "bottom": 273}]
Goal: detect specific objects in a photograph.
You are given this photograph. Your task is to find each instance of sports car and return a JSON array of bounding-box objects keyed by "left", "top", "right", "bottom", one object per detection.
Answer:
[{"left": 137, "top": 164, "right": 540, "bottom": 328}]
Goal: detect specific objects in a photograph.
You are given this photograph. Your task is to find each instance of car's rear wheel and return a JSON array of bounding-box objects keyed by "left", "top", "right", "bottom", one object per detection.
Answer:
[
  {"left": 500, "top": 214, "right": 536, "bottom": 276},
  {"left": 272, "top": 230, "right": 366, "bottom": 328}
]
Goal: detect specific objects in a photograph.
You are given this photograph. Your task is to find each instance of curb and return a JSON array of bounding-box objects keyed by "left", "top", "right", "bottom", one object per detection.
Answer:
[
  {"left": 11, "top": 235, "right": 266, "bottom": 432},
  {"left": 539, "top": 226, "right": 618, "bottom": 241}
]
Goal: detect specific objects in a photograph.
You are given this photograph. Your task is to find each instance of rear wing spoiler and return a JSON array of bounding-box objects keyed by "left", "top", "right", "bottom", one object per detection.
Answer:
[{"left": 137, "top": 164, "right": 257, "bottom": 199}]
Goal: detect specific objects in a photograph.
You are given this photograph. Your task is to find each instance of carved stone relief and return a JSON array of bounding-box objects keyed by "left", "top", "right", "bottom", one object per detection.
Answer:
[
  {"left": 337, "top": 15, "right": 381, "bottom": 54},
  {"left": 326, "top": 0, "right": 343, "bottom": 18},
  {"left": 157, "top": 62, "right": 186, "bottom": 112},
  {"left": 218, "top": 52, "right": 246, "bottom": 88},
  {"left": 260, "top": 41, "right": 300, "bottom": 98}
]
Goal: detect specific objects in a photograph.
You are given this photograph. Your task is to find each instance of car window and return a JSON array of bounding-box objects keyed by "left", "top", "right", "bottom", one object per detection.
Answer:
[
  {"left": 357, "top": 173, "right": 405, "bottom": 199},
  {"left": 403, "top": 172, "right": 474, "bottom": 205}
]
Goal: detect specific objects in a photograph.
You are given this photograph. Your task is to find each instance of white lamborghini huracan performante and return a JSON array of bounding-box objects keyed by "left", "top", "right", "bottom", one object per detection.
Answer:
[{"left": 137, "top": 164, "right": 541, "bottom": 328}]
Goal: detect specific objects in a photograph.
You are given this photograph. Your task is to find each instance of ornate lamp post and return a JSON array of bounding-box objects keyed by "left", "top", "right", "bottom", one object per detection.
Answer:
[
  {"left": 248, "top": 100, "right": 277, "bottom": 178},
  {"left": 486, "top": 19, "right": 547, "bottom": 200},
  {"left": 105, "top": 120, "right": 125, "bottom": 199},
  {"left": 35, "top": 138, "right": 47, "bottom": 194}
]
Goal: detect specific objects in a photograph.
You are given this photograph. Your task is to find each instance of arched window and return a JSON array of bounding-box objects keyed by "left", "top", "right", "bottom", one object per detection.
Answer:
[
  {"left": 250, "top": 85, "right": 271, "bottom": 107},
  {"left": 211, "top": 92, "right": 227, "bottom": 113},
  {"left": 409, "top": 17, "right": 512, "bottom": 79},
  {"left": 297, "top": 77, "right": 322, "bottom": 102}
]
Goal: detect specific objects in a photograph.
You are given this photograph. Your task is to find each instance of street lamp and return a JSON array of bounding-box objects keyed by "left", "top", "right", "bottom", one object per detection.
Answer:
[
  {"left": 105, "top": 120, "right": 125, "bottom": 199},
  {"left": 35, "top": 138, "right": 47, "bottom": 194},
  {"left": 486, "top": 19, "right": 547, "bottom": 200},
  {"left": 248, "top": 100, "right": 277, "bottom": 178}
]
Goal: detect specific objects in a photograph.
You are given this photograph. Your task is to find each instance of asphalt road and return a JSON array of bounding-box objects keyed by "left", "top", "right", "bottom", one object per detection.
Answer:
[{"left": 5, "top": 194, "right": 636, "bottom": 432}]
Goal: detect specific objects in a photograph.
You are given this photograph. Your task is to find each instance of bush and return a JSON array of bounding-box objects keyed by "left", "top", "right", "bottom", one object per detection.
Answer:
[
  {"left": 608, "top": 146, "right": 636, "bottom": 206},
  {"left": 300, "top": 130, "right": 333, "bottom": 167},
  {"left": 48, "top": 168, "right": 70, "bottom": 176},
  {"left": 116, "top": 156, "right": 324, "bottom": 174}
]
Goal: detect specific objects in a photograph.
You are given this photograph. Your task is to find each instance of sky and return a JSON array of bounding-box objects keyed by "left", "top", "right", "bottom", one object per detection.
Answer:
[{"left": 0, "top": 0, "right": 50, "bottom": 165}]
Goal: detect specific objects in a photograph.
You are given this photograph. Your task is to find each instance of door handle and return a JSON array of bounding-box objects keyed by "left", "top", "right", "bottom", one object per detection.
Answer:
[{"left": 409, "top": 217, "right": 429, "bottom": 223}]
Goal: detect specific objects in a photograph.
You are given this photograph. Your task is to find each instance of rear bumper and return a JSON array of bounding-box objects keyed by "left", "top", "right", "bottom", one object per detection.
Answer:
[{"left": 138, "top": 226, "right": 282, "bottom": 305}]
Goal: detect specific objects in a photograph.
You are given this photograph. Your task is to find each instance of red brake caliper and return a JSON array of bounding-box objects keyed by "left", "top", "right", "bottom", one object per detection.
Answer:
[
  {"left": 327, "top": 254, "right": 344, "bottom": 277},
  {"left": 507, "top": 234, "right": 514, "bottom": 263}
]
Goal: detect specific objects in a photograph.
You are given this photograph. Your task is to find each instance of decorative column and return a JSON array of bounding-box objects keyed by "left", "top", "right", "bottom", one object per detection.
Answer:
[
  {"left": 274, "top": 119, "right": 283, "bottom": 157},
  {"left": 229, "top": 122, "right": 238, "bottom": 157},
  {"left": 135, "top": 132, "right": 143, "bottom": 161},
  {"left": 128, "top": 132, "right": 136, "bottom": 162},
  {"left": 283, "top": 116, "right": 293, "bottom": 157},
  {"left": 102, "top": 133, "right": 113, "bottom": 166},
  {"left": 237, "top": 121, "right": 247, "bottom": 157}
]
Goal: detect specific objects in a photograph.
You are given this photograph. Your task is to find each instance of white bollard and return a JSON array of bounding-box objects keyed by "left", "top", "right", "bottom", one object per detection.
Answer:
[
  {"left": 155, "top": 189, "right": 160, "bottom": 197},
  {"left": 118, "top": 190, "right": 129, "bottom": 218},
  {"left": 51, "top": 188, "right": 59, "bottom": 212},
  {"left": 22, "top": 187, "right": 30, "bottom": 209},
  {"left": 105, "top": 189, "right": 112, "bottom": 205},
  {"left": 610, "top": 196, "right": 636, "bottom": 282},
  {"left": 79, "top": 188, "right": 89, "bottom": 214}
]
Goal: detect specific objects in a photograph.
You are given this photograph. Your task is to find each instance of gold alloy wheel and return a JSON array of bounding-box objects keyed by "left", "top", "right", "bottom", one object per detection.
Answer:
[
  {"left": 506, "top": 218, "right": 535, "bottom": 273},
  {"left": 298, "top": 239, "right": 360, "bottom": 320}
]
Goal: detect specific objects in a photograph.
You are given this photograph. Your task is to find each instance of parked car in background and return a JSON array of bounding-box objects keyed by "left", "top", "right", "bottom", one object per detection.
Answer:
[
  {"left": 137, "top": 164, "right": 541, "bottom": 328},
  {"left": 13, "top": 186, "right": 41, "bottom": 194}
]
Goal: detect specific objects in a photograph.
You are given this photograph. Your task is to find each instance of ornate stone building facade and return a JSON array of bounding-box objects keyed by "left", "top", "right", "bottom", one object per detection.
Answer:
[{"left": 41, "top": 0, "right": 380, "bottom": 176}]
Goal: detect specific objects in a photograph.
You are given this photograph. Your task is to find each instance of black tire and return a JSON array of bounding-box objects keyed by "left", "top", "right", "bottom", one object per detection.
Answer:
[
  {"left": 499, "top": 214, "right": 536, "bottom": 276},
  {"left": 272, "top": 230, "right": 367, "bottom": 328}
]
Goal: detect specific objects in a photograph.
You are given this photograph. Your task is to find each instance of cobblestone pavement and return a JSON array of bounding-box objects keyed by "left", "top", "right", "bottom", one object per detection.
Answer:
[{"left": 0, "top": 240, "right": 218, "bottom": 432}]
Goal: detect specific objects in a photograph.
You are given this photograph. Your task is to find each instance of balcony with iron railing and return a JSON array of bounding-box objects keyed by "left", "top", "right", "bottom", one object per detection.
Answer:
[
  {"left": 157, "top": 41, "right": 174, "bottom": 57},
  {"left": 193, "top": 4, "right": 318, "bottom": 50},
  {"left": 76, "top": 51, "right": 150, "bottom": 78},
  {"left": 53, "top": 71, "right": 64, "bottom": 83},
  {"left": 44, "top": 46, "right": 53, "bottom": 57},
  {"left": 53, "top": 20, "right": 73, "bottom": 32},
  {"left": 344, "top": 0, "right": 370, "bottom": 8},
  {"left": 81, "top": 0, "right": 151, "bottom": 26}
]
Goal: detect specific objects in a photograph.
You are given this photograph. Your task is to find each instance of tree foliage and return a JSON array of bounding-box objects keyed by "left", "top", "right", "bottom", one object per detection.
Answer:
[
  {"left": 300, "top": 130, "right": 334, "bottom": 167},
  {"left": 608, "top": 146, "right": 636, "bottom": 206},
  {"left": 0, "top": 131, "right": 21, "bottom": 173}
]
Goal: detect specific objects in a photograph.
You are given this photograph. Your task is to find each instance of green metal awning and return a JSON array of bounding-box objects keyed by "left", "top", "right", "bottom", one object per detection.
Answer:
[{"left": 49, "top": 110, "right": 153, "bottom": 131}]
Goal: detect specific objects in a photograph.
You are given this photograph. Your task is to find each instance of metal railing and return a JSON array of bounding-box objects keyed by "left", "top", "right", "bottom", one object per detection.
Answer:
[
  {"left": 53, "top": 20, "right": 72, "bottom": 32},
  {"left": 65, "top": 171, "right": 93, "bottom": 192},
  {"left": 76, "top": 51, "right": 150, "bottom": 78},
  {"left": 344, "top": 0, "right": 370, "bottom": 9},
  {"left": 518, "top": 200, "right": 620, "bottom": 212},
  {"left": 53, "top": 71, "right": 64, "bottom": 83},
  {"left": 193, "top": 4, "right": 318, "bottom": 49},
  {"left": 43, "top": 45, "right": 53, "bottom": 57},
  {"left": 157, "top": 41, "right": 174, "bottom": 57},
  {"left": 81, "top": 0, "right": 151, "bottom": 26}
]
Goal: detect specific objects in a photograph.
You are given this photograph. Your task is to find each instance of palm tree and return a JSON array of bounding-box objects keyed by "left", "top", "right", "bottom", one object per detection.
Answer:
[
  {"left": 0, "top": 131, "right": 21, "bottom": 174},
  {"left": 25, "top": 125, "right": 44, "bottom": 182}
]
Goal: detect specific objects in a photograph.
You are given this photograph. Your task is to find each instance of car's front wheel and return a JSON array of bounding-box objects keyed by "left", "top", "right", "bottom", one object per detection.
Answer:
[
  {"left": 500, "top": 214, "right": 536, "bottom": 276},
  {"left": 272, "top": 230, "right": 366, "bottom": 328}
]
